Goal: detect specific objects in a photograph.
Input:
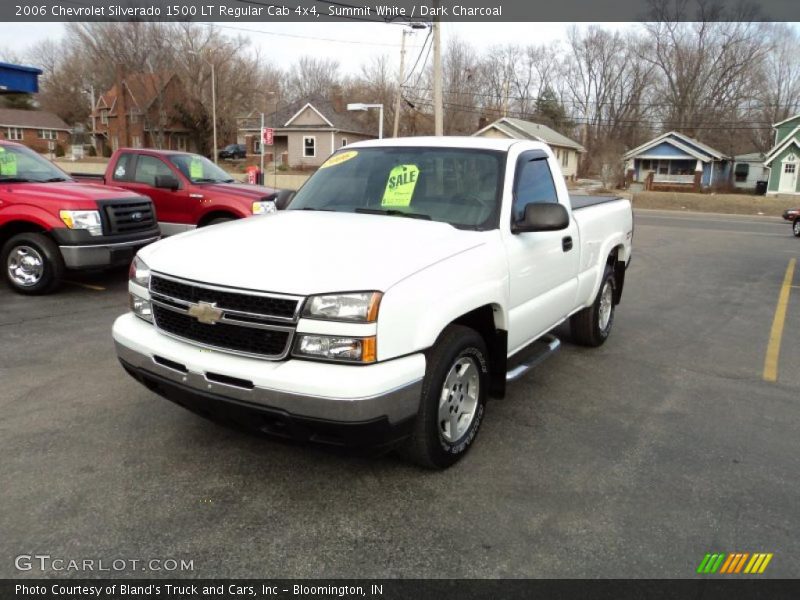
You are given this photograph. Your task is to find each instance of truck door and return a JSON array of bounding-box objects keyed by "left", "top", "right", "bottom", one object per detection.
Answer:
[
  {"left": 504, "top": 151, "right": 580, "bottom": 353},
  {"left": 127, "top": 155, "right": 191, "bottom": 234}
]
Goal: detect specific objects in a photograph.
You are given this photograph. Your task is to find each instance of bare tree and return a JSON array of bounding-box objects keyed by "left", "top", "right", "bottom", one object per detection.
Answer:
[{"left": 285, "top": 56, "right": 342, "bottom": 102}]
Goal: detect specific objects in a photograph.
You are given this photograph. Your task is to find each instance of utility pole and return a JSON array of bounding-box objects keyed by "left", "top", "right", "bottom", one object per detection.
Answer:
[
  {"left": 432, "top": 4, "right": 443, "bottom": 136},
  {"left": 210, "top": 61, "right": 218, "bottom": 164},
  {"left": 392, "top": 29, "right": 409, "bottom": 138}
]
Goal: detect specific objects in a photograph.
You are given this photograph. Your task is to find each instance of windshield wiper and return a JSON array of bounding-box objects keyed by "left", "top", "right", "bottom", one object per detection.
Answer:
[
  {"left": 298, "top": 207, "right": 334, "bottom": 211},
  {"left": 193, "top": 178, "right": 227, "bottom": 183},
  {"left": 40, "top": 177, "right": 69, "bottom": 182},
  {"left": 355, "top": 208, "right": 431, "bottom": 220},
  {"left": 0, "top": 177, "right": 35, "bottom": 183}
]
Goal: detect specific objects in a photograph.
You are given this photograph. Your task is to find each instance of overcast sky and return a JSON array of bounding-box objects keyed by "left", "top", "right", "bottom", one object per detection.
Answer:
[{"left": 1, "top": 21, "right": 633, "bottom": 73}]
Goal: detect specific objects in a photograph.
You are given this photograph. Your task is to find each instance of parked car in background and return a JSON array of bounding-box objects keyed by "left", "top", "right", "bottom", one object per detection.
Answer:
[
  {"left": 782, "top": 207, "right": 800, "bottom": 237},
  {"left": 0, "top": 141, "right": 159, "bottom": 294},
  {"left": 219, "top": 144, "right": 247, "bottom": 160},
  {"left": 74, "top": 149, "right": 289, "bottom": 236},
  {"left": 113, "top": 137, "right": 633, "bottom": 468}
]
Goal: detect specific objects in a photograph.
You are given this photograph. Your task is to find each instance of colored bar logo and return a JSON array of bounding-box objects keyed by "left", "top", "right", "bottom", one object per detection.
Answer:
[{"left": 697, "top": 553, "right": 773, "bottom": 574}]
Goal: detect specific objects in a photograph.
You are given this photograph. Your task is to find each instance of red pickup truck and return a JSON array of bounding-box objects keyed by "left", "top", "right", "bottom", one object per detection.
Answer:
[
  {"left": 0, "top": 141, "right": 160, "bottom": 294},
  {"left": 75, "top": 149, "right": 286, "bottom": 235},
  {"left": 782, "top": 207, "right": 799, "bottom": 237}
]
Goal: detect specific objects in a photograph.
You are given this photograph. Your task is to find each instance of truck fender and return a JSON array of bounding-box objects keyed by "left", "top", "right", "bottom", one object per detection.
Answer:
[{"left": 0, "top": 205, "right": 61, "bottom": 233}]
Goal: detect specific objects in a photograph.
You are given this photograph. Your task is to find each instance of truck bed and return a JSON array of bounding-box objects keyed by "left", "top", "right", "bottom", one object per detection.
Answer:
[{"left": 569, "top": 194, "right": 624, "bottom": 211}]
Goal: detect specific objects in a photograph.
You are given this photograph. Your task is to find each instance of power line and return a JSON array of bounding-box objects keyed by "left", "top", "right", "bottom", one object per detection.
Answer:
[{"left": 402, "top": 28, "right": 432, "bottom": 87}]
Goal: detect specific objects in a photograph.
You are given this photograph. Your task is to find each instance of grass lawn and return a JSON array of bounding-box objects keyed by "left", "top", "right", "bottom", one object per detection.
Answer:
[{"left": 631, "top": 191, "right": 793, "bottom": 217}]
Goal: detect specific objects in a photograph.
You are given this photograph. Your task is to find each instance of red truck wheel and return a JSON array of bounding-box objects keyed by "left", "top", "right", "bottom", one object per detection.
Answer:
[{"left": 1, "top": 233, "right": 64, "bottom": 295}]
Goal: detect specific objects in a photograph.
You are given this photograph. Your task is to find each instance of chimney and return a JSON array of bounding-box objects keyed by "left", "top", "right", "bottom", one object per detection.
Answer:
[
  {"left": 330, "top": 84, "right": 344, "bottom": 113},
  {"left": 115, "top": 66, "right": 129, "bottom": 149},
  {"left": 478, "top": 116, "right": 488, "bottom": 130}
]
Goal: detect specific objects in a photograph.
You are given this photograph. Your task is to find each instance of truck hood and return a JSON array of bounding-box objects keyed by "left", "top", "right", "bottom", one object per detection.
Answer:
[
  {"left": 197, "top": 182, "right": 277, "bottom": 201},
  {"left": 140, "top": 210, "right": 487, "bottom": 295},
  {"left": 4, "top": 181, "right": 143, "bottom": 207}
]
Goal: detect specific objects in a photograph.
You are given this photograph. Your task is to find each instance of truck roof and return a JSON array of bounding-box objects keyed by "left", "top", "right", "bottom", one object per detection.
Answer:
[{"left": 347, "top": 136, "right": 548, "bottom": 152}]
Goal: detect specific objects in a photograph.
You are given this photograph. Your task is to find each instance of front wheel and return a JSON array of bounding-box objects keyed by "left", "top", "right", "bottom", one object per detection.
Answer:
[
  {"left": 1, "top": 233, "right": 64, "bottom": 295},
  {"left": 793, "top": 219, "right": 800, "bottom": 237},
  {"left": 399, "top": 325, "right": 489, "bottom": 469},
  {"left": 570, "top": 263, "right": 617, "bottom": 347}
]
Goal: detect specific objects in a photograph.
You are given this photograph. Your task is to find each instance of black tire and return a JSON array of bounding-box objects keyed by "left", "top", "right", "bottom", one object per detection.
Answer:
[
  {"left": 399, "top": 325, "right": 489, "bottom": 469},
  {"left": 570, "top": 263, "right": 617, "bottom": 347},
  {"left": 206, "top": 217, "right": 235, "bottom": 226},
  {"left": 793, "top": 219, "right": 800, "bottom": 237},
  {"left": 1, "top": 232, "right": 64, "bottom": 295}
]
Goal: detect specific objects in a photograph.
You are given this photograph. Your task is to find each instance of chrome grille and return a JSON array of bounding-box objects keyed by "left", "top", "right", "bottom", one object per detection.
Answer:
[{"left": 149, "top": 273, "right": 302, "bottom": 359}]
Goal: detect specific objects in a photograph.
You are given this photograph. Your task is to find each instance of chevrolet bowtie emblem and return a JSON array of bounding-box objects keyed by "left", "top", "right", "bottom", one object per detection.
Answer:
[{"left": 187, "top": 301, "right": 223, "bottom": 325}]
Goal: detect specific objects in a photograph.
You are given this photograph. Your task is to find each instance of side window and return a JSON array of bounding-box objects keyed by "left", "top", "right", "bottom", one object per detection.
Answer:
[
  {"left": 133, "top": 155, "right": 173, "bottom": 186},
  {"left": 112, "top": 153, "right": 135, "bottom": 181},
  {"left": 512, "top": 157, "right": 558, "bottom": 222}
]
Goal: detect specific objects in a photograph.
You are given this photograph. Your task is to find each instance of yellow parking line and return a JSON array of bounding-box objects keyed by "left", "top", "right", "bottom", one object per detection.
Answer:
[
  {"left": 64, "top": 281, "right": 106, "bottom": 291},
  {"left": 763, "top": 258, "right": 796, "bottom": 382}
]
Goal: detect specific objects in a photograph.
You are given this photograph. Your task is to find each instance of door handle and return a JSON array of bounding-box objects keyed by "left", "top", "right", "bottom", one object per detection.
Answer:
[{"left": 562, "top": 236, "right": 573, "bottom": 252}]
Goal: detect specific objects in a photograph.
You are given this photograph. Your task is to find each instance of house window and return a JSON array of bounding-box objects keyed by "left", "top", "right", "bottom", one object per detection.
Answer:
[
  {"left": 6, "top": 127, "right": 23, "bottom": 141},
  {"left": 129, "top": 110, "right": 138, "bottom": 124},
  {"left": 112, "top": 136, "right": 119, "bottom": 151},
  {"left": 131, "top": 135, "right": 142, "bottom": 148},
  {"left": 785, "top": 163, "right": 797, "bottom": 175},
  {"left": 38, "top": 130, "right": 57, "bottom": 140},
  {"left": 101, "top": 111, "right": 108, "bottom": 125},
  {"left": 658, "top": 162, "right": 669, "bottom": 175},
  {"left": 341, "top": 138, "right": 348, "bottom": 147},
  {"left": 562, "top": 151, "right": 569, "bottom": 168},
  {"left": 303, "top": 136, "right": 316, "bottom": 158},
  {"left": 734, "top": 163, "right": 749, "bottom": 182},
  {"left": 176, "top": 136, "right": 188, "bottom": 152},
  {"left": 641, "top": 159, "right": 651, "bottom": 170}
]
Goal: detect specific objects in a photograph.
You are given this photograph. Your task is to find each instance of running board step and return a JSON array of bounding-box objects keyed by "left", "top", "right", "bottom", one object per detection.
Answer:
[{"left": 505, "top": 334, "right": 561, "bottom": 382}]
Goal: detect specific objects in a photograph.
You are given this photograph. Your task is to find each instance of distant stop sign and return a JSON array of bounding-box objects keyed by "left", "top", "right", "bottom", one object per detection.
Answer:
[{"left": 262, "top": 128, "right": 274, "bottom": 145}]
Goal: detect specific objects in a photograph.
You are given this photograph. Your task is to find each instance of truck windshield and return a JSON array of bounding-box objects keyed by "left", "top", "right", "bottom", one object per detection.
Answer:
[
  {"left": 0, "top": 144, "right": 72, "bottom": 183},
  {"left": 169, "top": 154, "right": 235, "bottom": 184},
  {"left": 288, "top": 147, "right": 504, "bottom": 229}
]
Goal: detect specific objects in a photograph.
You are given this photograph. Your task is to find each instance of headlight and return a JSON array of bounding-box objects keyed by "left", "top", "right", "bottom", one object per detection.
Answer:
[
  {"left": 129, "top": 256, "right": 151, "bottom": 288},
  {"left": 303, "top": 292, "right": 382, "bottom": 322},
  {"left": 59, "top": 210, "right": 102, "bottom": 236},
  {"left": 252, "top": 200, "right": 277, "bottom": 215},
  {"left": 294, "top": 335, "right": 376, "bottom": 363},
  {"left": 129, "top": 294, "right": 153, "bottom": 322}
]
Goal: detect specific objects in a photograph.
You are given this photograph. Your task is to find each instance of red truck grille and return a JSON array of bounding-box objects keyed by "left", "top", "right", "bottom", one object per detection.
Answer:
[{"left": 101, "top": 199, "right": 156, "bottom": 234}]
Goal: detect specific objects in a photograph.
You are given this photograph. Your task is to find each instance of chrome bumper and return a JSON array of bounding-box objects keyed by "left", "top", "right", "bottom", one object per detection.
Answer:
[
  {"left": 60, "top": 236, "right": 160, "bottom": 269},
  {"left": 114, "top": 341, "right": 423, "bottom": 425}
]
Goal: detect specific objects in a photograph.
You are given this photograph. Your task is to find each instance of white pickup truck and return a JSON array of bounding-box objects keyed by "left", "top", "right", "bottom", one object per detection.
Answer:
[{"left": 113, "top": 137, "right": 633, "bottom": 468}]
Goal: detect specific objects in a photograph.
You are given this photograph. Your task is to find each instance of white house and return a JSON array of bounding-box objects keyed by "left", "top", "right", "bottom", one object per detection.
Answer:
[
  {"left": 732, "top": 153, "right": 769, "bottom": 191},
  {"left": 473, "top": 117, "right": 585, "bottom": 180}
]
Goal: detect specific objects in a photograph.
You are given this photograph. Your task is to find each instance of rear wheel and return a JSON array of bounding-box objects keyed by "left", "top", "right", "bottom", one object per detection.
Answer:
[
  {"left": 1, "top": 232, "right": 64, "bottom": 295},
  {"left": 793, "top": 219, "right": 800, "bottom": 237},
  {"left": 400, "top": 325, "right": 489, "bottom": 469},
  {"left": 570, "top": 263, "right": 616, "bottom": 347}
]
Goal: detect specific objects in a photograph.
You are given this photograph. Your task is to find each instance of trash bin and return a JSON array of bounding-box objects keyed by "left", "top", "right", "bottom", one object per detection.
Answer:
[
  {"left": 245, "top": 165, "right": 262, "bottom": 186},
  {"left": 755, "top": 180, "right": 768, "bottom": 196}
]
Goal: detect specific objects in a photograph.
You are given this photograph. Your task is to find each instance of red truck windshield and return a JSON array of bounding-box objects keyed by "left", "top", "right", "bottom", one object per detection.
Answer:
[{"left": 0, "top": 144, "right": 71, "bottom": 183}]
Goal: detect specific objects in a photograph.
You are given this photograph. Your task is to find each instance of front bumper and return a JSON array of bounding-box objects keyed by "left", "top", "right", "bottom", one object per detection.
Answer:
[
  {"left": 60, "top": 236, "right": 160, "bottom": 269},
  {"left": 113, "top": 313, "right": 425, "bottom": 445}
]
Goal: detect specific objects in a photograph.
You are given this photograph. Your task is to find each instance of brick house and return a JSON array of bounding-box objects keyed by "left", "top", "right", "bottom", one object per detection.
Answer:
[
  {"left": 0, "top": 108, "right": 71, "bottom": 153},
  {"left": 90, "top": 72, "right": 194, "bottom": 155}
]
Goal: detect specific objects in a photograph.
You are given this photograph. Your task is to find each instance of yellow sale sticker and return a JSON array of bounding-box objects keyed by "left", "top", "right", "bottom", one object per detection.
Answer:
[
  {"left": 0, "top": 150, "right": 17, "bottom": 176},
  {"left": 189, "top": 158, "right": 203, "bottom": 179},
  {"left": 382, "top": 164, "right": 419, "bottom": 207},
  {"left": 319, "top": 150, "right": 358, "bottom": 169}
]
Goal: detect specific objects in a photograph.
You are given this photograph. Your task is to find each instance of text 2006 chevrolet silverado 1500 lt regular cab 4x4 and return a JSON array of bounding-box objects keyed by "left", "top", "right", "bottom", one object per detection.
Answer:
[
  {"left": 113, "top": 137, "right": 633, "bottom": 468},
  {"left": 0, "top": 141, "right": 159, "bottom": 294}
]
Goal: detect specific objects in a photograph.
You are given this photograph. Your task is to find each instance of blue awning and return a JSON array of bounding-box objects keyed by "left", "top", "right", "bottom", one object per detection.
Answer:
[{"left": 0, "top": 62, "right": 43, "bottom": 94}]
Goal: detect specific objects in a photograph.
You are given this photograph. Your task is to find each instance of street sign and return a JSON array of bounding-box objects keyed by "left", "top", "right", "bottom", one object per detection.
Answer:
[{"left": 262, "top": 128, "right": 274, "bottom": 145}]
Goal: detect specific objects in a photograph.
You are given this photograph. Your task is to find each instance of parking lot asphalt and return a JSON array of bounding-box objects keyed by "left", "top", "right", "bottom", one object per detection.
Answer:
[{"left": 1, "top": 210, "right": 798, "bottom": 578}]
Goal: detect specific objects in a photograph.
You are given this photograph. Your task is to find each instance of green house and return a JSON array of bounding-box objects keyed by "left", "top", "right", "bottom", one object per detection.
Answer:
[{"left": 765, "top": 113, "right": 800, "bottom": 195}]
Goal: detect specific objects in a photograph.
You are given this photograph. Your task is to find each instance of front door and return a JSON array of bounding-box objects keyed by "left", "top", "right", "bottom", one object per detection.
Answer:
[
  {"left": 504, "top": 151, "right": 580, "bottom": 354},
  {"left": 779, "top": 154, "right": 797, "bottom": 193}
]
